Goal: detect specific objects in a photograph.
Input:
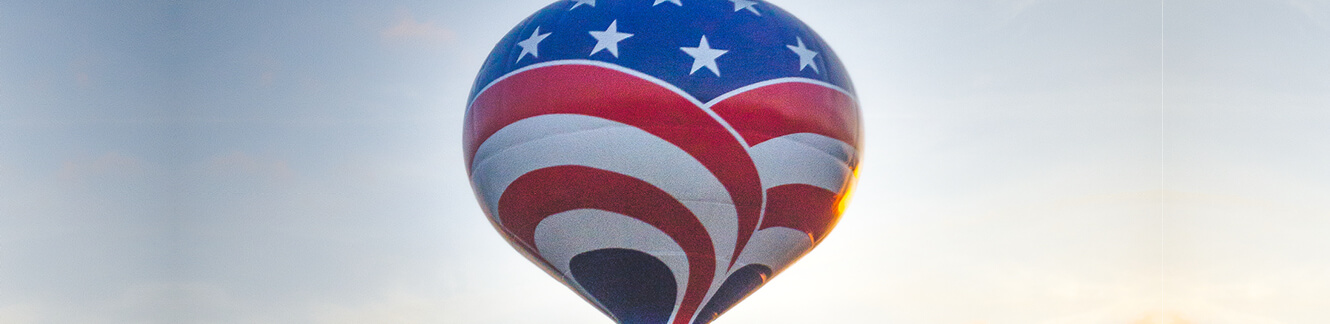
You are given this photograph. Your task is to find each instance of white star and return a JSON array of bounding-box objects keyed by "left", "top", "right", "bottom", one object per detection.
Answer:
[
  {"left": 680, "top": 35, "right": 728, "bottom": 76},
  {"left": 730, "top": 0, "right": 761, "bottom": 15},
  {"left": 515, "top": 27, "right": 551, "bottom": 63},
  {"left": 786, "top": 37, "right": 819, "bottom": 73},
  {"left": 653, "top": 0, "right": 682, "bottom": 6},
  {"left": 589, "top": 20, "right": 633, "bottom": 58},
  {"left": 569, "top": 0, "right": 595, "bottom": 10}
]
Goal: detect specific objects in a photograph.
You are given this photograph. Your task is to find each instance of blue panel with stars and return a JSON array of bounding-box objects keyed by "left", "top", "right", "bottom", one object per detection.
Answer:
[{"left": 468, "top": 0, "right": 854, "bottom": 104}]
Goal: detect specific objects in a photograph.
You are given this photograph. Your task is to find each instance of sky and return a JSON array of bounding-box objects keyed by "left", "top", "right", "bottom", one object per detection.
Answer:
[{"left": 0, "top": 0, "right": 1325, "bottom": 323}]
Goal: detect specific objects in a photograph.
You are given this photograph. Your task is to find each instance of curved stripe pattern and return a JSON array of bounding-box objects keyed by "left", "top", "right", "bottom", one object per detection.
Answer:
[
  {"left": 472, "top": 114, "right": 738, "bottom": 263},
  {"left": 731, "top": 227, "right": 815, "bottom": 275},
  {"left": 535, "top": 209, "right": 691, "bottom": 320},
  {"left": 466, "top": 61, "right": 861, "bottom": 324},
  {"left": 692, "top": 264, "right": 773, "bottom": 324},
  {"left": 472, "top": 114, "right": 740, "bottom": 311},
  {"left": 464, "top": 63, "right": 764, "bottom": 279},
  {"left": 498, "top": 166, "right": 715, "bottom": 324},
  {"left": 749, "top": 133, "right": 856, "bottom": 192},
  {"left": 709, "top": 81, "right": 861, "bottom": 147}
]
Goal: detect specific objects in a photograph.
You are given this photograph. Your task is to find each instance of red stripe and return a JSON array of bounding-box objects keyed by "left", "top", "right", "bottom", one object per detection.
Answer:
[
  {"left": 760, "top": 184, "right": 843, "bottom": 244},
  {"left": 709, "top": 82, "right": 860, "bottom": 147},
  {"left": 497, "top": 165, "right": 713, "bottom": 324},
  {"left": 465, "top": 64, "right": 763, "bottom": 270}
]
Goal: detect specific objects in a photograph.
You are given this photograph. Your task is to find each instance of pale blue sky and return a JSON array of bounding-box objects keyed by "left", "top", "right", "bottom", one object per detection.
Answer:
[
  {"left": 0, "top": 0, "right": 1326, "bottom": 323},
  {"left": 1163, "top": 0, "right": 1330, "bottom": 323}
]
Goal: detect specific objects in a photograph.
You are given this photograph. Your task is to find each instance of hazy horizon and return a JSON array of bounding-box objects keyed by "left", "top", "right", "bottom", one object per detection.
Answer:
[{"left": 2, "top": 0, "right": 1328, "bottom": 323}]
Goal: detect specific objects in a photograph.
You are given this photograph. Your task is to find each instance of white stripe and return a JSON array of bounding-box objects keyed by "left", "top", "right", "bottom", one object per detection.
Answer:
[
  {"left": 471, "top": 114, "right": 737, "bottom": 284},
  {"left": 748, "top": 133, "right": 857, "bottom": 191},
  {"left": 534, "top": 209, "right": 690, "bottom": 320},
  {"left": 730, "top": 227, "right": 815, "bottom": 275},
  {"left": 703, "top": 77, "right": 857, "bottom": 109},
  {"left": 692, "top": 227, "right": 815, "bottom": 324}
]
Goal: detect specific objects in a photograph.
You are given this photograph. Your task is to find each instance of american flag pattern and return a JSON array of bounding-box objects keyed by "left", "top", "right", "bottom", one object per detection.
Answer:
[{"left": 463, "top": 1, "right": 861, "bottom": 323}]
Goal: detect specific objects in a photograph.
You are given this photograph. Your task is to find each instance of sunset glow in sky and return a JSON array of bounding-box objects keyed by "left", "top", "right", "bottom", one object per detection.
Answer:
[{"left": 2, "top": 0, "right": 1329, "bottom": 323}]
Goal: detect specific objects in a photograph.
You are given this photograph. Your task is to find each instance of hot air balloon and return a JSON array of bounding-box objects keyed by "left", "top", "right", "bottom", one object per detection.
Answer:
[{"left": 463, "top": 1, "right": 860, "bottom": 323}]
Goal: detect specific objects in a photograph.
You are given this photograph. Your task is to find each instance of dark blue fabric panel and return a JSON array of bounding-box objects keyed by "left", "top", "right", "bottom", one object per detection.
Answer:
[
  {"left": 571, "top": 248, "right": 678, "bottom": 324},
  {"left": 691, "top": 264, "right": 773, "bottom": 324}
]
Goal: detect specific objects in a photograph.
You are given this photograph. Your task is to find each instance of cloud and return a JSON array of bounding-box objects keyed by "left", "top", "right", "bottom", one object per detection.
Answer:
[
  {"left": 70, "top": 56, "right": 99, "bottom": 88},
  {"left": 380, "top": 12, "right": 456, "bottom": 46},
  {"left": 1286, "top": 0, "right": 1330, "bottom": 32},
  {"left": 0, "top": 303, "right": 41, "bottom": 324},
  {"left": 994, "top": 0, "right": 1051, "bottom": 24},
  {"left": 1132, "top": 311, "right": 1193, "bottom": 324},
  {"left": 309, "top": 292, "right": 449, "bottom": 324},
  {"left": 201, "top": 151, "right": 293, "bottom": 180},
  {"left": 0, "top": 282, "right": 256, "bottom": 324},
  {"left": 57, "top": 152, "right": 146, "bottom": 182},
  {"left": 110, "top": 282, "right": 247, "bottom": 323}
]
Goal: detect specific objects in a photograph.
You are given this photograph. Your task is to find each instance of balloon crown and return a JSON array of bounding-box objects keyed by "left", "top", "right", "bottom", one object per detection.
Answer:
[{"left": 467, "top": 0, "right": 855, "bottom": 105}]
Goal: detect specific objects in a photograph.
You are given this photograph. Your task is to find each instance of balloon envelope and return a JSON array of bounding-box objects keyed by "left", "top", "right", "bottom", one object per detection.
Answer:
[{"left": 464, "top": 1, "right": 861, "bottom": 323}]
